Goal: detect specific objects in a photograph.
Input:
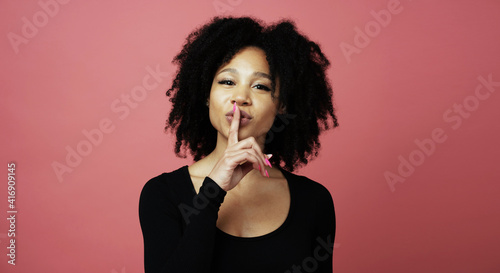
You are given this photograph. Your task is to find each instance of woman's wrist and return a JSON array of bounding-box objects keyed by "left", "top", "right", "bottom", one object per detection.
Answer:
[
  {"left": 206, "top": 175, "right": 228, "bottom": 192},
  {"left": 203, "top": 176, "right": 227, "bottom": 199}
]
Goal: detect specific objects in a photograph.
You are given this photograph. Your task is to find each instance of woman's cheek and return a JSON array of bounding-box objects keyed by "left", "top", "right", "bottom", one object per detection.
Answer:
[
  {"left": 208, "top": 108, "right": 218, "bottom": 130},
  {"left": 260, "top": 116, "right": 277, "bottom": 136}
]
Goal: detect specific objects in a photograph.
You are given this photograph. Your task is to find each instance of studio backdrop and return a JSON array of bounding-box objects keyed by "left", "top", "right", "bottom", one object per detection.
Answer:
[{"left": 1, "top": 0, "right": 499, "bottom": 272}]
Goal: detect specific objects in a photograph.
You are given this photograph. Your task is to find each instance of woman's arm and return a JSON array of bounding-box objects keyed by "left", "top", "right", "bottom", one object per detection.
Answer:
[
  {"left": 313, "top": 184, "right": 336, "bottom": 273},
  {"left": 139, "top": 175, "right": 226, "bottom": 273},
  {"left": 139, "top": 103, "right": 270, "bottom": 272}
]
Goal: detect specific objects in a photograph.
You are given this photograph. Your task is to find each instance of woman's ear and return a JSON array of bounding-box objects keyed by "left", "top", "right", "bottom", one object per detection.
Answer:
[{"left": 278, "top": 104, "right": 286, "bottom": 114}]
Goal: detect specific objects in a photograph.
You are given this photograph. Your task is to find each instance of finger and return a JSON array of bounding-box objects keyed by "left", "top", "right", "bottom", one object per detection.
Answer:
[
  {"left": 230, "top": 150, "right": 267, "bottom": 176},
  {"left": 226, "top": 148, "right": 267, "bottom": 177},
  {"left": 228, "top": 102, "right": 240, "bottom": 146},
  {"left": 232, "top": 136, "right": 272, "bottom": 169}
]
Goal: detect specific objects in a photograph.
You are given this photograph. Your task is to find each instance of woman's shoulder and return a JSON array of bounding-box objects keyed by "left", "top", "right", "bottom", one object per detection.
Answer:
[
  {"left": 283, "top": 169, "right": 332, "bottom": 196},
  {"left": 140, "top": 165, "right": 192, "bottom": 202},
  {"left": 282, "top": 169, "right": 334, "bottom": 211}
]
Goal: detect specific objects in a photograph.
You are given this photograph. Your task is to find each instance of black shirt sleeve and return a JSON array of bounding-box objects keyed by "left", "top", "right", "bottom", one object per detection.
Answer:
[
  {"left": 312, "top": 182, "right": 336, "bottom": 272},
  {"left": 139, "top": 174, "right": 226, "bottom": 273}
]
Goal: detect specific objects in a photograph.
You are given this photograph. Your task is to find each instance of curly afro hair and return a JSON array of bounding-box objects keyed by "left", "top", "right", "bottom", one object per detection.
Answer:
[{"left": 165, "top": 16, "right": 338, "bottom": 172}]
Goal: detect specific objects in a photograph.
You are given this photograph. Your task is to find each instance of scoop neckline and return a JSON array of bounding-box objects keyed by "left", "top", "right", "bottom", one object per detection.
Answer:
[{"left": 182, "top": 165, "right": 294, "bottom": 241}]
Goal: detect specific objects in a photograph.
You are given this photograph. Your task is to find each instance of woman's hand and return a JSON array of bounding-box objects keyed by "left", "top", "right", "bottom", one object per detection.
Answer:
[{"left": 208, "top": 102, "right": 271, "bottom": 192}]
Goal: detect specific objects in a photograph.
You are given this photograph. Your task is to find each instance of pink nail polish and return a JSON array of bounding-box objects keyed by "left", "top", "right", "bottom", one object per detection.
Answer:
[
  {"left": 265, "top": 170, "right": 269, "bottom": 178},
  {"left": 233, "top": 102, "right": 236, "bottom": 112},
  {"left": 258, "top": 165, "right": 261, "bottom": 171},
  {"left": 265, "top": 158, "right": 272, "bottom": 168}
]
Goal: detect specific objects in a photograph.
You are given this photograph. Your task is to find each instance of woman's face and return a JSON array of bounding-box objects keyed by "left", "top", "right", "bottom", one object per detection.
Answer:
[{"left": 208, "top": 46, "right": 280, "bottom": 145}]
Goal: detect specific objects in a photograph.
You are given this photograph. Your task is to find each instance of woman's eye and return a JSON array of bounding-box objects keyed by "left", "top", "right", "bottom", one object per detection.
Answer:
[
  {"left": 218, "top": 80, "right": 235, "bottom": 86},
  {"left": 253, "top": 84, "right": 271, "bottom": 91}
]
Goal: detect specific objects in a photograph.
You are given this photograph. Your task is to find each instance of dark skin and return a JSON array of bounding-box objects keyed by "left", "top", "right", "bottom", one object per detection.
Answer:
[
  {"left": 187, "top": 103, "right": 290, "bottom": 237},
  {"left": 187, "top": 47, "right": 290, "bottom": 237}
]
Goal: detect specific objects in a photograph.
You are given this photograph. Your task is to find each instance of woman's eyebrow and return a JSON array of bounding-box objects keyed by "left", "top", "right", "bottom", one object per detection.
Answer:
[
  {"left": 253, "top": 72, "right": 272, "bottom": 80},
  {"left": 218, "top": 68, "right": 271, "bottom": 80},
  {"left": 218, "top": 68, "right": 238, "bottom": 75}
]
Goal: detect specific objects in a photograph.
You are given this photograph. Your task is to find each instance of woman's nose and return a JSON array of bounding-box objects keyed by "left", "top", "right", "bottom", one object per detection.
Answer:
[{"left": 231, "top": 85, "right": 251, "bottom": 106}]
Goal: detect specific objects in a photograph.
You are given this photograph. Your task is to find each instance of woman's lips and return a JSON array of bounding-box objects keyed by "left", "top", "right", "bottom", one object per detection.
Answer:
[
  {"left": 225, "top": 108, "right": 252, "bottom": 126},
  {"left": 225, "top": 109, "right": 252, "bottom": 119},
  {"left": 226, "top": 115, "right": 251, "bottom": 126}
]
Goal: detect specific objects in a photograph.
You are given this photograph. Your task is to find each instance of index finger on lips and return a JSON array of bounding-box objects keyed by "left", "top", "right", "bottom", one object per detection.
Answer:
[{"left": 228, "top": 102, "right": 240, "bottom": 146}]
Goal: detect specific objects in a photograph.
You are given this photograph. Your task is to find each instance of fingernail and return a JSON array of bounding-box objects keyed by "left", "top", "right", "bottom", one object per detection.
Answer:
[
  {"left": 266, "top": 154, "right": 273, "bottom": 159},
  {"left": 265, "top": 158, "right": 272, "bottom": 168},
  {"left": 233, "top": 102, "right": 236, "bottom": 112},
  {"left": 265, "top": 170, "right": 269, "bottom": 177},
  {"left": 258, "top": 165, "right": 261, "bottom": 171}
]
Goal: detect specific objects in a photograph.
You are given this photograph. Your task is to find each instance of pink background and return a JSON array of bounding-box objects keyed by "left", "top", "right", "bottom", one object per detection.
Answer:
[{"left": 1, "top": 0, "right": 500, "bottom": 272}]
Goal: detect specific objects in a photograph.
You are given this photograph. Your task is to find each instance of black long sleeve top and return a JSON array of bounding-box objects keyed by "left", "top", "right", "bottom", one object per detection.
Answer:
[{"left": 139, "top": 165, "right": 335, "bottom": 273}]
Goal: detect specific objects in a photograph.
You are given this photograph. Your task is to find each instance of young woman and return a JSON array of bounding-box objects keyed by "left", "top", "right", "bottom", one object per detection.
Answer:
[{"left": 139, "top": 16, "right": 338, "bottom": 272}]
